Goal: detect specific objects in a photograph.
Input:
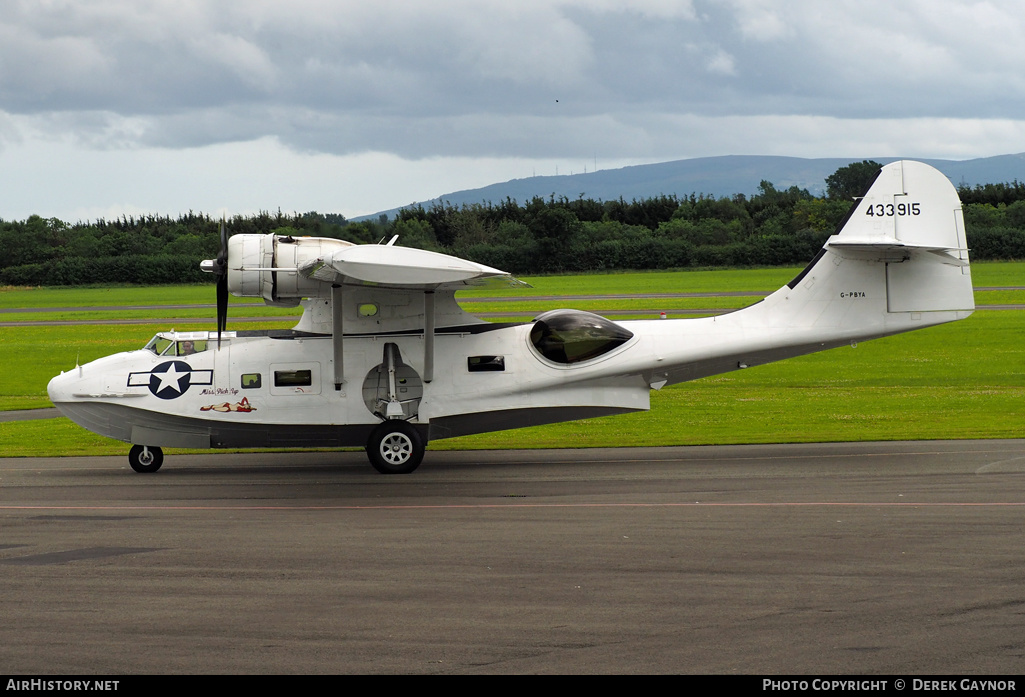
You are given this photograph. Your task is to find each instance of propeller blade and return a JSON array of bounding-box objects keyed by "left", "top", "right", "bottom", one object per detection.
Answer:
[
  {"left": 216, "top": 218, "right": 229, "bottom": 348},
  {"left": 218, "top": 218, "right": 228, "bottom": 269},
  {"left": 217, "top": 273, "right": 228, "bottom": 349}
]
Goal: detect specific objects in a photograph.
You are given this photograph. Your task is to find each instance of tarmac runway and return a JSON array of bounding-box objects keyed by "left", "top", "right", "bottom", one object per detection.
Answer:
[{"left": 2, "top": 440, "right": 1024, "bottom": 675}]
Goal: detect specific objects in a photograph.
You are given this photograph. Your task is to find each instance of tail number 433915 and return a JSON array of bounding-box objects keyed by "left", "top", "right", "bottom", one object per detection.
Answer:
[{"left": 867, "top": 202, "right": 921, "bottom": 217}]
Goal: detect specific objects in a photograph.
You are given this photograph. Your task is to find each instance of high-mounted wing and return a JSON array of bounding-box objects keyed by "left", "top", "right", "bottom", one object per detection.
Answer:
[{"left": 298, "top": 244, "right": 528, "bottom": 290}]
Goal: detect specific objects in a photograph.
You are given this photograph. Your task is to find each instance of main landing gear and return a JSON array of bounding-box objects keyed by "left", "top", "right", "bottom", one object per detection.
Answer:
[
  {"left": 128, "top": 444, "right": 163, "bottom": 473},
  {"left": 366, "top": 421, "right": 425, "bottom": 475},
  {"left": 362, "top": 342, "right": 426, "bottom": 474}
]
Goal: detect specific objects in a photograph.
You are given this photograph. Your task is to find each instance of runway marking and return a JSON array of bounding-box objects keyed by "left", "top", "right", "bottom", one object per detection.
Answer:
[
  {"left": 0, "top": 546, "right": 162, "bottom": 565},
  {"left": 557, "top": 449, "right": 1025, "bottom": 465},
  {"left": 2, "top": 502, "right": 1023, "bottom": 512},
  {"left": 975, "top": 456, "right": 1025, "bottom": 474}
]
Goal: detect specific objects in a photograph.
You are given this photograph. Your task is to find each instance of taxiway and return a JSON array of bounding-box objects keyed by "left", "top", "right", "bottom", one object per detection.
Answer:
[{"left": 2, "top": 441, "right": 1023, "bottom": 674}]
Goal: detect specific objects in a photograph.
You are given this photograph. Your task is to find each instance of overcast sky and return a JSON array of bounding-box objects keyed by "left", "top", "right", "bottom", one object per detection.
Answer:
[{"left": 2, "top": 0, "right": 1023, "bottom": 222}]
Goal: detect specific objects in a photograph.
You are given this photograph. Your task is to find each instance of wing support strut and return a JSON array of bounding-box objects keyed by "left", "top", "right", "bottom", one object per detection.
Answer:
[
  {"left": 424, "top": 291, "right": 435, "bottom": 383},
  {"left": 331, "top": 284, "right": 344, "bottom": 390},
  {"left": 384, "top": 343, "right": 405, "bottom": 419}
]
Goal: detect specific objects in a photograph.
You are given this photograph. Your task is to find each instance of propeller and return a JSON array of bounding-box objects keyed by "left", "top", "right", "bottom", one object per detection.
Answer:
[{"left": 214, "top": 219, "right": 228, "bottom": 348}]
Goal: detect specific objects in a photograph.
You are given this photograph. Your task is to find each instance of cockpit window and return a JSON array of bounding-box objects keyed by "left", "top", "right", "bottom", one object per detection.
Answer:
[
  {"left": 144, "top": 335, "right": 174, "bottom": 355},
  {"left": 176, "top": 340, "right": 208, "bottom": 356},
  {"left": 144, "top": 335, "right": 210, "bottom": 356},
  {"left": 529, "top": 310, "right": 634, "bottom": 365}
]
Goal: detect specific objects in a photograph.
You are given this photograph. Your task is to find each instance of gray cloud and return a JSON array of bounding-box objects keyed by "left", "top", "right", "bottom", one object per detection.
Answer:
[{"left": 1, "top": 0, "right": 1023, "bottom": 162}]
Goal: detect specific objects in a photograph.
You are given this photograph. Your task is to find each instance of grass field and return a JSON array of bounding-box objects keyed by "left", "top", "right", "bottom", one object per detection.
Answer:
[
  {"left": 1, "top": 262, "right": 1022, "bottom": 457},
  {"left": 3, "top": 260, "right": 1023, "bottom": 304}
]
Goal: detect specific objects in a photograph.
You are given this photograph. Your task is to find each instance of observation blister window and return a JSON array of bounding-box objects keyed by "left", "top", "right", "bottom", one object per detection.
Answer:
[{"left": 529, "top": 310, "right": 633, "bottom": 365}]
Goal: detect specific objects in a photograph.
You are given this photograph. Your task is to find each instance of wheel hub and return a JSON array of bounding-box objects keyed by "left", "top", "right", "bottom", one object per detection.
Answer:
[{"left": 381, "top": 434, "right": 412, "bottom": 464}]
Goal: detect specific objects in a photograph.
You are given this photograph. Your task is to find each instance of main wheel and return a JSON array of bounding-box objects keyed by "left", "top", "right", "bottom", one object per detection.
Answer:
[
  {"left": 366, "top": 421, "right": 425, "bottom": 474},
  {"left": 128, "top": 445, "right": 163, "bottom": 473}
]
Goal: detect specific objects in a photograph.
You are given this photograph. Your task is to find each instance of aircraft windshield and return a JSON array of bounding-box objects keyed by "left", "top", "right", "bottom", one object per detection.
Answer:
[
  {"left": 144, "top": 335, "right": 174, "bottom": 355},
  {"left": 529, "top": 310, "right": 633, "bottom": 365},
  {"left": 143, "top": 334, "right": 211, "bottom": 356}
]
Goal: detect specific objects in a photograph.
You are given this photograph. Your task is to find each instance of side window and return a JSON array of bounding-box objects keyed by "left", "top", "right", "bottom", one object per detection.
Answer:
[
  {"left": 176, "top": 340, "right": 208, "bottom": 356},
  {"left": 241, "top": 373, "right": 262, "bottom": 389},
  {"left": 274, "top": 370, "right": 312, "bottom": 387},
  {"left": 270, "top": 362, "right": 321, "bottom": 396}
]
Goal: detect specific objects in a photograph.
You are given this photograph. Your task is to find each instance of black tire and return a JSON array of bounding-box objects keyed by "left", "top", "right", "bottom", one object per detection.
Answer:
[
  {"left": 366, "top": 421, "right": 425, "bottom": 474},
  {"left": 128, "top": 445, "right": 163, "bottom": 473}
]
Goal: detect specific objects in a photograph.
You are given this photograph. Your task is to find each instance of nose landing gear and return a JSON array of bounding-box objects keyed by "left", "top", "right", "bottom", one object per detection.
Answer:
[{"left": 128, "top": 444, "right": 164, "bottom": 473}]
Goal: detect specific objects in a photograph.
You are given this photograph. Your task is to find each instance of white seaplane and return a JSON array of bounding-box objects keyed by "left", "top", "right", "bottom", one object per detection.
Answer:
[{"left": 48, "top": 161, "right": 974, "bottom": 474}]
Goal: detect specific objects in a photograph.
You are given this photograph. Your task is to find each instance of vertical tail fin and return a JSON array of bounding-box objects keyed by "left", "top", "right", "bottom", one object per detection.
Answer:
[
  {"left": 722, "top": 160, "right": 974, "bottom": 353},
  {"left": 653, "top": 161, "right": 973, "bottom": 386},
  {"left": 822, "top": 160, "right": 973, "bottom": 314}
]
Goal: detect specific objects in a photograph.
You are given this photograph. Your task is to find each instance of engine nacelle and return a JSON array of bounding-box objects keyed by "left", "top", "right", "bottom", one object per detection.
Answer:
[{"left": 226, "top": 234, "right": 355, "bottom": 305}]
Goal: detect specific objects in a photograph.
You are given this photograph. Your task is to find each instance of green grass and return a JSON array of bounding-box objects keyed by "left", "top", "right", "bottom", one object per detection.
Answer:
[
  {"left": 967, "top": 261, "right": 1025, "bottom": 288},
  {"left": 1, "top": 259, "right": 1017, "bottom": 308},
  {"left": 0, "top": 396, "right": 53, "bottom": 411},
  {"left": 456, "top": 260, "right": 1022, "bottom": 298},
  {"left": 0, "top": 418, "right": 125, "bottom": 457},
  {"left": 975, "top": 290, "right": 1025, "bottom": 305},
  {"left": 458, "top": 267, "right": 801, "bottom": 297},
  {"left": 1, "top": 269, "right": 789, "bottom": 309},
  {"left": 6, "top": 306, "right": 297, "bottom": 323},
  {"left": 0, "top": 284, "right": 264, "bottom": 309}
]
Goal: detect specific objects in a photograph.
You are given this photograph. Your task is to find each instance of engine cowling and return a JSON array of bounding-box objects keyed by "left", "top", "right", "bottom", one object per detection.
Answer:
[{"left": 226, "top": 233, "right": 354, "bottom": 305}]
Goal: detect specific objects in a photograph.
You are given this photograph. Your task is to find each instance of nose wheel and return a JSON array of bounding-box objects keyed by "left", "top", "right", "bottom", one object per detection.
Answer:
[
  {"left": 366, "top": 421, "right": 425, "bottom": 474},
  {"left": 128, "top": 445, "right": 164, "bottom": 473}
]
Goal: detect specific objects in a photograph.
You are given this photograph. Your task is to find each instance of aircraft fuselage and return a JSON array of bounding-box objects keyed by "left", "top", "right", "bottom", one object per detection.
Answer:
[{"left": 47, "top": 319, "right": 653, "bottom": 451}]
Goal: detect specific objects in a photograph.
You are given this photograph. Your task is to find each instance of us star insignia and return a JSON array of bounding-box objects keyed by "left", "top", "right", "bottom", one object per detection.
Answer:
[{"left": 128, "top": 361, "right": 214, "bottom": 399}]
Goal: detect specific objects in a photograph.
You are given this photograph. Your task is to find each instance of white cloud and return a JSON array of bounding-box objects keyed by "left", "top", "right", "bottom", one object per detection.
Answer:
[
  {"left": 193, "top": 32, "right": 279, "bottom": 91},
  {"left": 729, "top": 0, "right": 792, "bottom": 41},
  {"left": 565, "top": 0, "right": 698, "bottom": 20},
  {"left": 705, "top": 49, "right": 737, "bottom": 76}
]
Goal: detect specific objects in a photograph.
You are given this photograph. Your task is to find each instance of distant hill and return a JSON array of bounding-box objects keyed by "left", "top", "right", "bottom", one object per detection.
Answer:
[{"left": 360, "top": 153, "right": 1025, "bottom": 221}]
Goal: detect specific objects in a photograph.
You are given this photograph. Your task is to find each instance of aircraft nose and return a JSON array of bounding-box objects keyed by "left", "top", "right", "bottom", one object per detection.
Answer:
[{"left": 47, "top": 369, "right": 76, "bottom": 404}]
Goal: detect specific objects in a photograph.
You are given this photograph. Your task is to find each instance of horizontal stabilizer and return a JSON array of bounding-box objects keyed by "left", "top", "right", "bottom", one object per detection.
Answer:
[{"left": 826, "top": 236, "right": 970, "bottom": 266}]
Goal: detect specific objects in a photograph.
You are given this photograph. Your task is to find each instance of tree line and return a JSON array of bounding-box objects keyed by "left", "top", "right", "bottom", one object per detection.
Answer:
[{"left": 2, "top": 163, "right": 1024, "bottom": 286}]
